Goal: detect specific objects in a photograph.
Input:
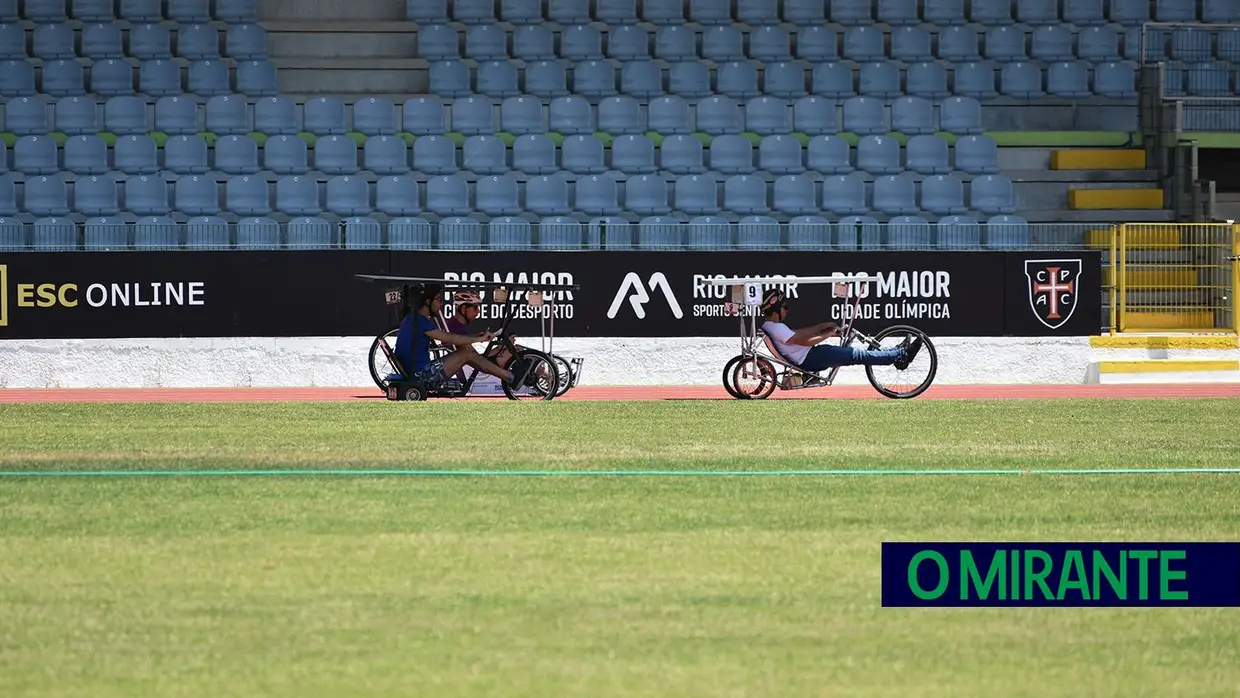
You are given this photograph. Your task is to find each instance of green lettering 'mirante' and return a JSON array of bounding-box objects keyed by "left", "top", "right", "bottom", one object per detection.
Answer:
[
  {"left": 908, "top": 550, "right": 949, "bottom": 600},
  {"left": 961, "top": 551, "right": 1005, "bottom": 600},
  {"left": 1129, "top": 550, "right": 1158, "bottom": 600},
  {"left": 1159, "top": 550, "right": 1188, "bottom": 601},
  {"left": 1092, "top": 550, "right": 1126, "bottom": 599},
  {"left": 1024, "top": 550, "right": 1054, "bottom": 600},
  {"left": 1056, "top": 550, "right": 1090, "bottom": 600}
]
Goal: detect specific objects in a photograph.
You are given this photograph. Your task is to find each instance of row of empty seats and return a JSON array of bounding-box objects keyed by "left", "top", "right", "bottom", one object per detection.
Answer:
[
  {"left": 1, "top": 213, "right": 1037, "bottom": 251},
  {"left": 405, "top": 0, "right": 1240, "bottom": 27},
  {"left": 0, "top": 56, "right": 279, "bottom": 97},
  {"left": 1, "top": 22, "right": 268, "bottom": 61},
  {"left": 1, "top": 170, "right": 1019, "bottom": 219},
  {"left": 416, "top": 22, "right": 1209, "bottom": 66},
  {"left": 0, "top": 132, "right": 1003, "bottom": 177},
  {"left": 4, "top": 0, "right": 258, "bottom": 23},
  {"left": 423, "top": 58, "right": 1143, "bottom": 100}
]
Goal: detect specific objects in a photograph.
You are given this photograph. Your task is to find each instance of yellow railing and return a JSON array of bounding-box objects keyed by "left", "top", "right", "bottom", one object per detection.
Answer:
[{"left": 1100, "top": 223, "right": 1238, "bottom": 334}]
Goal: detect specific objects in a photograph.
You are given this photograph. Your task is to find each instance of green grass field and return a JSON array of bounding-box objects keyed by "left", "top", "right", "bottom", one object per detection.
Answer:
[{"left": 2, "top": 399, "right": 1239, "bottom": 698}]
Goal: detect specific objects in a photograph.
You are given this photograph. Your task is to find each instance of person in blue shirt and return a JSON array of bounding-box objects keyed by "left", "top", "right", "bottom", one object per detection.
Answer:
[{"left": 393, "top": 285, "right": 532, "bottom": 391}]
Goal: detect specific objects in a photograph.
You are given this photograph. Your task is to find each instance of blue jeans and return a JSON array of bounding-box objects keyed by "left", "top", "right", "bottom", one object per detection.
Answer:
[{"left": 798, "top": 343, "right": 905, "bottom": 372}]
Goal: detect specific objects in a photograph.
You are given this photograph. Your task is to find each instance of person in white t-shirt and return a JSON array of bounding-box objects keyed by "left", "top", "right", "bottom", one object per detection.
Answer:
[{"left": 758, "top": 288, "right": 921, "bottom": 373}]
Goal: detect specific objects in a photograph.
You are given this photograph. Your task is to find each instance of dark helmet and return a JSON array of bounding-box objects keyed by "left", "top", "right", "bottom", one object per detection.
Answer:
[{"left": 760, "top": 288, "right": 786, "bottom": 315}]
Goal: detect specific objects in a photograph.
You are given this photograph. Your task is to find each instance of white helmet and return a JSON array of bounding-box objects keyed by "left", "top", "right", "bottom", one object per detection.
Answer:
[{"left": 453, "top": 290, "right": 482, "bottom": 306}]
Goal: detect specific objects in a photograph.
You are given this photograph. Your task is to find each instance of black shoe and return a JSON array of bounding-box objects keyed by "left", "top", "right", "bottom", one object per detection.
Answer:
[{"left": 894, "top": 336, "right": 924, "bottom": 370}]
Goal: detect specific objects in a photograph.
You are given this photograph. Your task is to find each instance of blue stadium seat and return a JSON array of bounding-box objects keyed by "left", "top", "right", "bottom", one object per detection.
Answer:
[
  {"left": 575, "top": 174, "right": 621, "bottom": 215},
  {"left": 625, "top": 175, "right": 670, "bottom": 215},
  {"left": 735, "top": 215, "right": 780, "bottom": 249},
  {"left": 783, "top": 0, "right": 824, "bottom": 24},
  {"left": 438, "top": 217, "right": 483, "bottom": 248},
  {"left": 226, "top": 174, "right": 271, "bottom": 216},
  {"left": 549, "top": 0, "right": 591, "bottom": 23},
  {"left": 155, "top": 96, "right": 198, "bottom": 135},
  {"left": 81, "top": 22, "right": 124, "bottom": 59},
  {"left": 274, "top": 175, "right": 320, "bottom": 216},
  {"left": 234, "top": 216, "right": 281, "bottom": 248},
  {"left": 873, "top": 174, "right": 918, "bottom": 215},
  {"left": 187, "top": 59, "right": 230, "bottom": 96},
  {"left": 76, "top": 177, "right": 120, "bottom": 216},
  {"left": 42, "top": 59, "right": 86, "bottom": 98},
  {"left": 655, "top": 26, "right": 696, "bottom": 62},
  {"left": 466, "top": 24, "right": 507, "bottom": 61},
  {"left": 500, "top": 95, "right": 545, "bottom": 135},
  {"left": 807, "top": 135, "right": 852, "bottom": 174},
  {"left": 114, "top": 135, "right": 159, "bottom": 174},
  {"left": 1156, "top": 0, "right": 1195, "bottom": 22},
  {"left": 984, "top": 215, "right": 1029, "bottom": 247},
  {"left": 1094, "top": 61, "right": 1137, "bottom": 98},
  {"left": 6, "top": 97, "right": 49, "bottom": 135},
  {"left": 226, "top": 25, "right": 267, "bottom": 60},
  {"left": 513, "top": 25, "right": 555, "bottom": 61},
  {"left": 822, "top": 173, "right": 867, "bottom": 215},
  {"left": 175, "top": 175, "right": 220, "bottom": 215},
  {"left": 613, "top": 135, "right": 657, "bottom": 174},
  {"left": 178, "top": 24, "right": 220, "bottom": 60},
  {"left": 1032, "top": 26, "right": 1074, "bottom": 62},
  {"left": 104, "top": 96, "right": 147, "bottom": 134},
  {"left": 710, "top": 134, "right": 753, "bottom": 174},
  {"left": 985, "top": 26, "right": 1027, "bottom": 62},
  {"left": 206, "top": 94, "right": 248, "bottom": 134},
  {"left": 402, "top": 97, "right": 444, "bottom": 137},
  {"left": 561, "top": 135, "right": 605, "bottom": 174},
  {"left": 131, "top": 216, "right": 180, "bottom": 249},
  {"left": 125, "top": 175, "right": 169, "bottom": 216},
  {"left": 751, "top": 27, "right": 793, "bottom": 62},
  {"left": 453, "top": 0, "right": 497, "bottom": 23},
  {"left": 970, "top": 174, "right": 1015, "bottom": 214},
  {"left": 253, "top": 96, "right": 296, "bottom": 135},
  {"left": 842, "top": 96, "right": 886, "bottom": 135},
  {"left": 33, "top": 23, "right": 75, "bottom": 60},
  {"left": 15, "top": 136, "right": 58, "bottom": 174},
  {"left": 388, "top": 217, "right": 433, "bottom": 248},
  {"left": 216, "top": 135, "right": 259, "bottom": 175},
  {"left": 941, "top": 97, "right": 985, "bottom": 135},
  {"left": 407, "top": 0, "right": 449, "bottom": 22},
  {"left": 738, "top": 0, "right": 779, "bottom": 25},
  {"left": 905, "top": 134, "right": 950, "bottom": 174},
  {"left": 525, "top": 61, "right": 569, "bottom": 99},
  {"left": 760, "top": 135, "right": 804, "bottom": 175},
  {"left": 954, "top": 61, "right": 998, "bottom": 99},
  {"left": 1064, "top": 0, "right": 1105, "bottom": 24},
  {"left": 1017, "top": 0, "right": 1059, "bottom": 24},
  {"left": 684, "top": 216, "right": 730, "bottom": 250},
  {"left": 793, "top": 96, "right": 839, "bottom": 135},
  {"left": 1215, "top": 29, "right": 1240, "bottom": 63},
  {"left": 831, "top": 0, "right": 872, "bottom": 24},
  {"left": 938, "top": 26, "right": 982, "bottom": 61},
  {"left": 169, "top": 0, "right": 211, "bottom": 23},
  {"left": 971, "top": 0, "right": 1012, "bottom": 24},
  {"left": 425, "top": 174, "right": 470, "bottom": 216},
  {"left": 375, "top": 175, "right": 421, "bottom": 216},
  {"left": 773, "top": 174, "right": 817, "bottom": 216},
  {"left": 412, "top": 135, "right": 456, "bottom": 174},
  {"left": 1002, "top": 60, "right": 1049, "bottom": 98},
  {"left": 365, "top": 136, "right": 410, "bottom": 175},
  {"left": 936, "top": 215, "right": 982, "bottom": 248},
  {"left": 74, "top": 0, "right": 116, "bottom": 21},
  {"left": 694, "top": 95, "right": 742, "bottom": 135},
  {"left": 786, "top": 216, "right": 830, "bottom": 249},
  {"left": 417, "top": 25, "right": 458, "bottom": 61},
  {"left": 764, "top": 62, "right": 808, "bottom": 99},
  {"left": 84, "top": 218, "right": 129, "bottom": 249},
  {"left": 746, "top": 97, "right": 791, "bottom": 136},
  {"left": 1171, "top": 28, "right": 1211, "bottom": 62},
  {"left": 674, "top": 174, "right": 720, "bottom": 215},
  {"left": 607, "top": 26, "right": 648, "bottom": 61},
  {"left": 25, "top": 175, "right": 70, "bottom": 217},
  {"left": 659, "top": 135, "right": 704, "bottom": 174},
  {"left": 717, "top": 61, "right": 760, "bottom": 100},
  {"left": 842, "top": 215, "right": 881, "bottom": 248},
  {"left": 924, "top": 0, "right": 966, "bottom": 24},
  {"left": 857, "top": 135, "right": 901, "bottom": 175},
  {"left": 525, "top": 175, "right": 570, "bottom": 216},
  {"left": 353, "top": 97, "right": 397, "bottom": 136},
  {"left": 723, "top": 174, "right": 768, "bottom": 214},
  {"left": 512, "top": 134, "right": 556, "bottom": 174},
  {"left": 487, "top": 217, "right": 533, "bottom": 249},
  {"left": 449, "top": 96, "right": 493, "bottom": 136},
  {"left": 953, "top": 135, "right": 999, "bottom": 174},
  {"left": 892, "top": 96, "right": 936, "bottom": 135},
  {"left": 550, "top": 95, "right": 594, "bottom": 134},
  {"left": 574, "top": 60, "right": 618, "bottom": 98},
  {"left": 891, "top": 27, "right": 934, "bottom": 62},
  {"left": 907, "top": 61, "right": 950, "bottom": 99},
  {"left": 888, "top": 215, "right": 932, "bottom": 248},
  {"left": 0, "top": 176, "right": 15, "bottom": 218},
  {"left": 811, "top": 61, "right": 855, "bottom": 98},
  {"left": 0, "top": 23, "right": 22, "bottom": 60},
  {"left": 1078, "top": 27, "right": 1122, "bottom": 62},
  {"left": 428, "top": 60, "right": 470, "bottom": 98},
  {"left": 879, "top": 0, "right": 921, "bottom": 24},
  {"left": 92, "top": 59, "right": 136, "bottom": 96},
  {"left": 139, "top": 59, "right": 182, "bottom": 96},
  {"left": 32, "top": 218, "right": 77, "bottom": 250},
  {"left": 340, "top": 217, "right": 382, "bottom": 249},
  {"left": 165, "top": 135, "right": 210, "bottom": 174},
  {"left": 1049, "top": 61, "right": 1091, "bottom": 98},
  {"left": 325, "top": 175, "right": 370, "bottom": 216},
  {"left": 648, "top": 96, "right": 691, "bottom": 135},
  {"left": 703, "top": 26, "right": 745, "bottom": 62},
  {"left": 1110, "top": 0, "right": 1151, "bottom": 28},
  {"left": 236, "top": 60, "right": 277, "bottom": 96},
  {"left": 463, "top": 135, "right": 507, "bottom": 174},
  {"left": 690, "top": 0, "right": 731, "bottom": 25},
  {"left": 129, "top": 24, "right": 171, "bottom": 60},
  {"left": 669, "top": 61, "right": 711, "bottom": 98},
  {"left": 795, "top": 26, "right": 838, "bottom": 62},
  {"left": 64, "top": 135, "right": 109, "bottom": 175},
  {"left": 1204, "top": 0, "right": 1240, "bottom": 22},
  {"left": 538, "top": 216, "right": 583, "bottom": 249},
  {"left": 630, "top": 216, "right": 675, "bottom": 249},
  {"left": 920, "top": 174, "right": 966, "bottom": 215},
  {"left": 314, "top": 135, "right": 358, "bottom": 175},
  {"left": 1186, "top": 61, "right": 1231, "bottom": 96},
  {"left": 843, "top": 26, "right": 884, "bottom": 62},
  {"left": 590, "top": 216, "right": 632, "bottom": 250}
]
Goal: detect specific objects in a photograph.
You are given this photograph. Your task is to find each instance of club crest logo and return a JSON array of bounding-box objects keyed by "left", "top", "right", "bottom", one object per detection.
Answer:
[{"left": 1025, "top": 259, "right": 1081, "bottom": 329}]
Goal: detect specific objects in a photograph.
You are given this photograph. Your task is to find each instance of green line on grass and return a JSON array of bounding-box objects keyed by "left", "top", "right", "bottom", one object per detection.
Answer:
[{"left": 1, "top": 468, "right": 1238, "bottom": 478}]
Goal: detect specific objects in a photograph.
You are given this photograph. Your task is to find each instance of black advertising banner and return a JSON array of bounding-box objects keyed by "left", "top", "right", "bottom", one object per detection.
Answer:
[{"left": 0, "top": 250, "right": 1101, "bottom": 340}]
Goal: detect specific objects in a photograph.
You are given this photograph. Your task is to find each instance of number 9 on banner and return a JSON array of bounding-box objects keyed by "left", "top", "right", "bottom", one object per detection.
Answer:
[{"left": 744, "top": 282, "right": 761, "bottom": 305}]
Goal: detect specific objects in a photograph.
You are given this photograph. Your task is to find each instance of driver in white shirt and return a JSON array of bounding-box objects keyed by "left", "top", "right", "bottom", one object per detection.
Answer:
[{"left": 759, "top": 289, "right": 921, "bottom": 372}]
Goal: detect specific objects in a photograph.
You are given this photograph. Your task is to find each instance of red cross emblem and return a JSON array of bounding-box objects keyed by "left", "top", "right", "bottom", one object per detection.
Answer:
[{"left": 1025, "top": 260, "right": 1081, "bottom": 329}]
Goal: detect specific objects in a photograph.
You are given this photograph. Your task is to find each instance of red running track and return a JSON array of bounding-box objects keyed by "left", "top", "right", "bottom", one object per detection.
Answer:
[{"left": 1, "top": 384, "right": 1240, "bottom": 403}]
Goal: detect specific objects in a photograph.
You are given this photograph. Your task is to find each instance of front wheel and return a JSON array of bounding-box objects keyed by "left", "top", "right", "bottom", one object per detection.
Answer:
[
  {"left": 503, "top": 349, "right": 561, "bottom": 401},
  {"left": 731, "top": 356, "right": 778, "bottom": 400},
  {"left": 368, "top": 326, "right": 401, "bottom": 392},
  {"left": 721, "top": 354, "right": 748, "bottom": 399},
  {"left": 864, "top": 325, "right": 937, "bottom": 399}
]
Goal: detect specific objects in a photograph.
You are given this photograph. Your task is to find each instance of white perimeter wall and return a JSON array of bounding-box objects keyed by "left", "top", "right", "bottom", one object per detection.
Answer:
[{"left": 0, "top": 335, "right": 1200, "bottom": 388}]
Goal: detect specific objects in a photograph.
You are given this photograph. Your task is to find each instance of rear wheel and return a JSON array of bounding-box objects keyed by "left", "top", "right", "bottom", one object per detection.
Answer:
[
  {"left": 721, "top": 354, "right": 748, "bottom": 399},
  {"left": 368, "top": 326, "right": 401, "bottom": 392},
  {"left": 503, "top": 349, "right": 561, "bottom": 401},
  {"left": 864, "top": 325, "right": 938, "bottom": 399},
  {"left": 731, "top": 356, "right": 778, "bottom": 400}
]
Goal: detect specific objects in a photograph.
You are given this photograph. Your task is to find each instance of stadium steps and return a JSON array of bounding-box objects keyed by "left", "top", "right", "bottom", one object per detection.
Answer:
[{"left": 1086, "top": 335, "right": 1240, "bottom": 384}]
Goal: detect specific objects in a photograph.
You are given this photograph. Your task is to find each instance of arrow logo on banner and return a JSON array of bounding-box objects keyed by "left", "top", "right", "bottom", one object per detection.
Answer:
[{"left": 607, "top": 272, "right": 684, "bottom": 320}]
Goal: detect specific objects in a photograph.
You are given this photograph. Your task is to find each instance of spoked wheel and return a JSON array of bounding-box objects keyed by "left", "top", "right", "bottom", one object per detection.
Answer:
[
  {"left": 731, "top": 356, "right": 778, "bottom": 400},
  {"left": 546, "top": 353, "right": 575, "bottom": 397},
  {"left": 503, "top": 349, "right": 561, "bottom": 401},
  {"left": 368, "top": 326, "right": 401, "bottom": 392},
  {"left": 721, "top": 354, "right": 749, "bottom": 399},
  {"left": 864, "top": 325, "right": 938, "bottom": 399}
]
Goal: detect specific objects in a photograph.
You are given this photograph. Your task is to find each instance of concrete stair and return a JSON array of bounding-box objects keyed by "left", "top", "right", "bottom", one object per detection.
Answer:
[{"left": 1086, "top": 335, "right": 1240, "bottom": 384}]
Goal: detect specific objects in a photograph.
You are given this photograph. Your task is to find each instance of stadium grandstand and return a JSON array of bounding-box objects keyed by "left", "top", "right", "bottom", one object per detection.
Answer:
[{"left": 0, "top": 0, "right": 1237, "bottom": 251}]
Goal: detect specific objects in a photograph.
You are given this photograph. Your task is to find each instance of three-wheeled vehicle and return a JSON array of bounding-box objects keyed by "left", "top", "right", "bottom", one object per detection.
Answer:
[
  {"left": 708, "top": 274, "right": 938, "bottom": 399},
  {"left": 355, "top": 274, "right": 584, "bottom": 401}
]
